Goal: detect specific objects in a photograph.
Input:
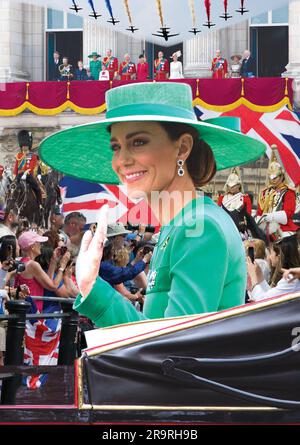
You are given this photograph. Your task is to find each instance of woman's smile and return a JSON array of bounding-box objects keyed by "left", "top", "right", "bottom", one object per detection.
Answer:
[{"left": 123, "top": 170, "right": 148, "bottom": 183}]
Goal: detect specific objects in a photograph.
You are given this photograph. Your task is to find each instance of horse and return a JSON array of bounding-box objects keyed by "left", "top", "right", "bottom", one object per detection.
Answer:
[
  {"left": 6, "top": 178, "right": 42, "bottom": 226},
  {"left": 42, "top": 170, "right": 63, "bottom": 228},
  {"left": 222, "top": 205, "right": 268, "bottom": 244}
]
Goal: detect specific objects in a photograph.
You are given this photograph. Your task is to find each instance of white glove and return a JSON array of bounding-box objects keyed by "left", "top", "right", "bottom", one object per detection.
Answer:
[
  {"left": 263, "top": 211, "right": 287, "bottom": 225},
  {"left": 21, "top": 173, "right": 27, "bottom": 180},
  {"left": 37, "top": 174, "right": 42, "bottom": 180}
]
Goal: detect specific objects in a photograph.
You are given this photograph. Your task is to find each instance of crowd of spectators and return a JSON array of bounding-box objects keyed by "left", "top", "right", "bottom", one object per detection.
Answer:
[{"left": 0, "top": 203, "right": 157, "bottom": 367}]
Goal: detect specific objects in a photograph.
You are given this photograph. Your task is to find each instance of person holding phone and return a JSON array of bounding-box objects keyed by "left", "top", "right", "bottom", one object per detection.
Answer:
[
  {"left": 247, "top": 235, "right": 300, "bottom": 301},
  {"left": 244, "top": 238, "right": 270, "bottom": 283}
]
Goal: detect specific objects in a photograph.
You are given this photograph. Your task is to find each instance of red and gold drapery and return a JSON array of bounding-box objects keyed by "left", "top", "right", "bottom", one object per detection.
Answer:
[{"left": 0, "top": 78, "right": 293, "bottom": 116}]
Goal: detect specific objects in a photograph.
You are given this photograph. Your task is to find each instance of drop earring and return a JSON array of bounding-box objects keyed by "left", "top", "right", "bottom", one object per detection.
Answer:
[{"left": 177, "top": 159, "right": 185, "bottom": 177}]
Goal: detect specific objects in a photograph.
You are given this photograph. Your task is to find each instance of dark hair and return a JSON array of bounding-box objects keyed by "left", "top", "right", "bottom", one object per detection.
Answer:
[
  {"left": 107, "top": 121, "right": 216, "bottom": 187},
  {"left": 36, "top": 244, "right": 54, "bottom": 271},
  {"left": 102, "top": 239, "right": 115, "bottom": 262},
  {"left": 159, "top": 122, "right": 216, "bottom": 187},
  {"left": 43, "top": 230, "right": 60, "bottom": 249},
  {"left": 0, "top": 235, "right": 17, "bottom": 261},
  {"left": 270, "top": 235, "right": 300, "bottom": 286},
  {"left": 18, "top": 130, "right": 32, "bottom": 149},
  {"left": 64, "top": 212, "right": 86, "bottom": 224},
  {"left": 139, "top": 54, "right": 144, "bottom": 59}
]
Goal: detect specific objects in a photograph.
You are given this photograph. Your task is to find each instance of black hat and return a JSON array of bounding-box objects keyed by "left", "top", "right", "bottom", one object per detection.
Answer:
[{"left": 18, "top": 130, "right": 33, "bottom": 149}]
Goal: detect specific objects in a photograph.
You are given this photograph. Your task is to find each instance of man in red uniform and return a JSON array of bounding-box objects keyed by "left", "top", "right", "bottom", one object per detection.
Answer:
[
  {"left": 13, "top": 130, "right": 43, "bottom": 208},
  {"left": 211, "top": 49, "right": 228, "bottom": 79},
  {"left": 137, "top": 54, "right": 149, "bottom": 81},
  {"left": 256, "top": 161, "right": 298, "bottom": 239},
  {"left": 218, "top": 170, "right": 252, "bottom": 215},
  {"left": 102, "top": 49, "right": 119, "bottom": 81},
  {"left": 154, "top": 51, "right": 169, "bottom": 80},
  {"left": 119, "top": 54, "right": 136, "bottom": 81}
]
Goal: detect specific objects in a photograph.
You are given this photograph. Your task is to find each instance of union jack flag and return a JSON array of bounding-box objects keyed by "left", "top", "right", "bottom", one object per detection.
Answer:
[
  {"left": 23, "top": 298, "right": 61, "bottom": 389},
  {"left": 194, "top": 104, "right": 300, "bottom": 186},
  {"left": 59, "top": 176, "right": 159, "bottom": 228}
]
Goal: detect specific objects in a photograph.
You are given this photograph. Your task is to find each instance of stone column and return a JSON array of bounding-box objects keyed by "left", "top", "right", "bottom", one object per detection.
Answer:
[
  {"left": 22, "top": 3, "right": 45, "bottom": 82},
  {"left": 0, "top": 1, "right": 29, "bottom": 82},
  {"left": 282, "top": 0, "right": 300, "bottom": 108},
  {"left": 183, "top": 20, "right": 249, "bottom": 78},
  {"left": 83, "top": 19, "right": 117, "bottom": 67},
  {"left": 83, "top": 19, "right": 144, "bottom": 70}
]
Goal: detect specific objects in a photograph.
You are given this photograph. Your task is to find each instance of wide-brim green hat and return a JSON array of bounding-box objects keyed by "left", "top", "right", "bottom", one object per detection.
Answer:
[
  {"left": 39, "top": 82, "right": 266, "bottom": 184},
  {"left": 88, "top": 52, "right": 101, "bottom": 58}
]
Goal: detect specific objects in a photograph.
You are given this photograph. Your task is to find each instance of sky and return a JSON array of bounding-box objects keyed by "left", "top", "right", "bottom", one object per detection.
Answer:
[{"left": 13, "top": 0, "right": 290, "bottom": 45}]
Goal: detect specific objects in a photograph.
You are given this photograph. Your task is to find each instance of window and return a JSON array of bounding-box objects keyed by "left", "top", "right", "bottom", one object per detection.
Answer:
[
  {"left": 46, "top": 8, "right": 83, "bottom": 30},
  {"left": 272, "top": 6, "right": 288, "bottom": 24},
  {"left": 47, "top": 9, "right": 64, "bottom": 29},
  {"left": 251, "top": 12, "right": 268, "bottom": 25},
  {"left": 67, "top": 13, "right": 84, "bottom": 29},
  {"left": 250, "top": 6, "right": 289, "bottom": 26}
]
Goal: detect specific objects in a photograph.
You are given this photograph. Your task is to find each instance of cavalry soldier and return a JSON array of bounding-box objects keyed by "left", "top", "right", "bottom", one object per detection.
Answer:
[
  {"left": 218, "top": 168, "right": 253, "bottom": 240},
  {"left": 102, "top": 49, "right": 119, "bottom": 81},
  {"left": 218, "top": 168, "right": 252, "bottom": 215},
  {"left": 154, "top": 51, "right": 169, "bottom": 80},
  {"left": 119, "top": 54, "right": 136, "bottom": 81},
  {"left": 256, "top": 157, "right": 298, "bottom": 239},
  {"left": 13, "top": 130, "right": 43, "bottom": 209}
]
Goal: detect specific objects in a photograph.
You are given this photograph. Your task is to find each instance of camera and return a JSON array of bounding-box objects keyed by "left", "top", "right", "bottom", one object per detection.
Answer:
[{"left": 7, "top": 259, "right": 26, "bottom": 273}]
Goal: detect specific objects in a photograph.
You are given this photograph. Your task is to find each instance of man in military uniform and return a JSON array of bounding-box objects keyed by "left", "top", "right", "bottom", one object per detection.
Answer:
[
  {"left": 211, "top": 49, "right": 228, "bottom": 79},
  {"left": 154, "top": 51, "right": 169, "bottom": 80},
  {"left": 59, "top": 57, "right": 73, "bottom": 81},
  {"left": 256, "top": 161, "right": 298, "bottom": 239},
  {"left": 13, "top": 130, "right": 43, "bottom": 208},
  {"left": 88, "top": 52, "right": 102, "bottom": 80},
  {"left": 102, "top": 49, "right": 119, "bottom": 81},
  {"left": 119, "top": 54, "right": 136, "bottom": 81}
]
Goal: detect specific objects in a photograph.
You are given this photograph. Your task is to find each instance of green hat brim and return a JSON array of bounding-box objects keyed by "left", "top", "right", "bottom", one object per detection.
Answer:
[
  {"left": 39, "top": 115, "right": 266, "bottom": 185},
  {"left": 88, "top": 53, "right": 101, "bottom": 58}
]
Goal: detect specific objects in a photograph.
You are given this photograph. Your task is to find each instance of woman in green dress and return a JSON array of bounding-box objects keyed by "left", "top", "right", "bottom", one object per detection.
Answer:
[
  {"left": 88, "top": 52, "right": 102, "bottom": 80},
  {"left": 39, "top": 82, "right": 266, "bottom": 327}
]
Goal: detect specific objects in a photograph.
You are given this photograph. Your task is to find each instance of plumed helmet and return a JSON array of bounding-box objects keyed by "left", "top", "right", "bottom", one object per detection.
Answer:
[
  {"left": 226, "top": 172, "right": 241, "bottom": 188},
  {"left": 268, "top": 161, "right": 284, "bottom": 180}
]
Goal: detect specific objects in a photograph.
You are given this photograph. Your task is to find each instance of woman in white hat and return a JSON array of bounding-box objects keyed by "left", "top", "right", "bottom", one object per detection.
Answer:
[{"left": 169, "top": 51, "right": 183, "bottom": 79}]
